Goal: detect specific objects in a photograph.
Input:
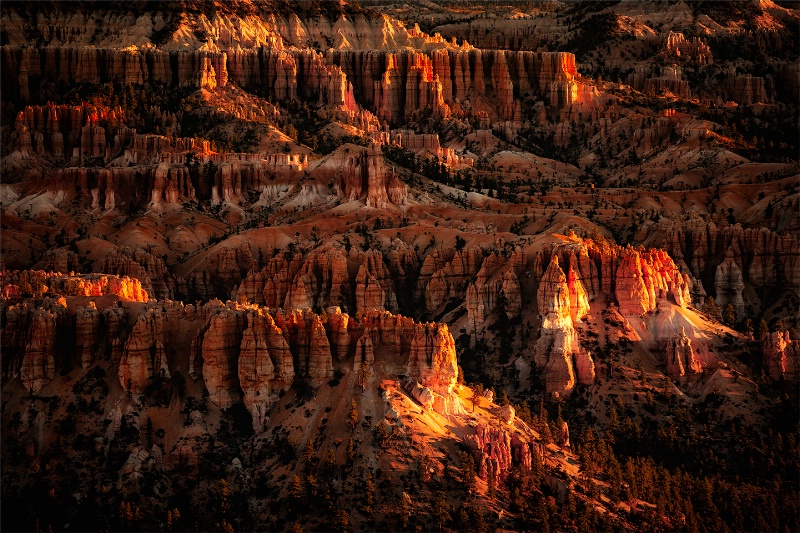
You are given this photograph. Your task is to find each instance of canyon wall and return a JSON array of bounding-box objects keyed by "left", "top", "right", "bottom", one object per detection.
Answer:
[
  {"left": 1, "top": 288, "right": 459, "bottom": 427},
  {"left": 2, "top": 45, "right": 593, "bottom": 120},
  {"left": 651, "top": 220, "right": 800, "bottom": 314}
]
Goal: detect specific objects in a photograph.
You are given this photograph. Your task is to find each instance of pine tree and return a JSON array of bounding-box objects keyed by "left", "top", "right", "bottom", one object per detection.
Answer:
[
  {"left": 326, "top": 449, "right": 336, "bottom": 469},
  {"left": 363, "top": 469, "right": 375, "bottom": 514},
  {"left": 607, "top": 405, "right": 620, "bottom": 435},
  {"left": 215, "top": 520, "right": 234, "bottom": 533},
  {"left": 459, "top": 451, "right": 476, "bottom": 491},
  {"left": 499, "top": 390, "right": 510, "bottom": 406},
  {"left": 218, "top": 479, "right": 230, "bottom": 518},
  {"left": 348, "top": 398, "right": 359, "bottom": 430},
  {"left": 399, "top": 495, "right": 411, "bottom": 530},
  {"left": 516, "top": 400, "right": 532, "bottom": 424},
  {"left": 531, "top": 445, "right": 544, "bottom": 483},
  {"left": 470, "top": 384, "right": 484, "bottom": 412},
  {"left": 374, "top": 421, "right": 390, "bottom": 449},
  {"left": 723, "top": 303, "right": 737, "bottom": 326},
  {"left": 305, "top": 474, "right": 318, "bottom": 498},
  {"left": 333, "top": 509, "right": 350, "bottom": 532},
  {"left": 304, "top": 438, "right": 315, "bottom": 464},
  {"left": 289, "top": 475, "right": 303, "bottom": 503},
  {"left": 457, "top": 506, "right": 470, "bottom": 529},
  {"left": 743, "top": 318, "right": 754, "bottom": 337},
  {"left": 537, "top": 401, "right": 553, "bottom": 444},
  {"left": 759, "top": 319, "right": 770, "bottom": 340},
  {"left": 119, "top": 501, "right": 133, "bottom": 526},
  {"left": 433, "top": 491, "right": 450, "bottom": 532},
  {"left": 705, "top": 297, "right": 722, "bottom": 322},
  {"left": 418, "top": 453, "right": 432, "bottom": 483}
]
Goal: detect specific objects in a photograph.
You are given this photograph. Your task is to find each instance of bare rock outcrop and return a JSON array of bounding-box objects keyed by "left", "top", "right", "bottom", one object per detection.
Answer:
[
  {"left": 187, "top": 243, "right": 254, "bottom": 300},
  {"left": 407, "top": 322, "right": 459, "bottom": 410},
  {"left": 118, "top": 308, "right": 170, "bottom": 394},
  {"left": 307, "top": 314, "right": 335, "bottom": 385},
  {"left": 763, "top": 331, "right": 800, "bottom": 382},
  {"left": 533, "top": 256, "right": 594, "bottom": 396},
  {"left": 464, "top": 253, "right": 512, "bottom": 334},
  {"left": 354, "top": 331, "right": 375, "bottom": 366},
  {"left": 36, "top": 249, "right": 80, "bottom": 274},
  {"left": 20, "top": 308, "right": 59, "bottom": 394},
  {"left": 355, "top": 250, "right": 397, "bottom": 316},
  {"left": 466, "top": 424, "right": 539, "bottom": 487},
  {"left": 614, "top": 247, "right": 690, "bottom": 316},
  {"left": 714, "top": 250, "right": 745, "bottom": 319},
  {"left": 285, "top": 310, "right": 335, "bottom": 385},
  {"left": 664, "top": 32, "right": 713, "bottom": 65},
  {"left": 240, "top": 249, "right": 350, "bottom": 313},
  {"left": 316, "top": 144, "right": 407, "bottom": 208},
  {"left": 665, "top": 326, "right": 703, "bottom": 378},
  {"left": 326, "top": 307, "right": 351, "bottom": 361},
  {"left": 1, "top": 270, "right": 149, "bottom": 302},
  {"left": 104, "top": 305, "right": 126, "bottom": 362},
  {"left": 103, "top": 248, "right": 175, "bottom": 301},
  {"left": 238, "top": 312, "right": 276, "bottom": 426},
  {"left": 423, "top": 247, "right": 485, "bottom": 312},
  {"left": 194, "top": 309, "right": 246, "bottom": 408},
  {"left": 653, "top": 221, "right": 799, "bottom": 306},
  {"left": 501, "top": 270, "right": 522, "bottom": 319},
  {"left": 724, "top": 70, "right": 770, "bottom": 105},
  {"left": 75, "top": 303, "right": 100, "bottom": 369},
  {"left": 238, "top": 311, "right": 294, "bottom": 429}
]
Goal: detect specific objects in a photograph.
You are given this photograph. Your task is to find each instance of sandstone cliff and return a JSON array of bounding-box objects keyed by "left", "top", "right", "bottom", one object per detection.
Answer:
[
  {"left": 533, "top": 256, "right": 593, "bottom": 397},
  {"left": 649, "top": 220, "right": 799, "bottom": 314},
  {"left": 118, "top": 308, "right": 170, "bottom": 394},
  {"left": 1, "top": 270, "right": 149, "bottom": 302},
  {"left": 20, "top": 308, "right": 60, "bottom": 394},
  {"left": 763, "top": 331, "right": 799, "bottom": 382},
  {"left": 466, "top": 423, "right": 541, "bottom": 487},
  {"left": 665, "top": 326, "right": 703, "bottom": 378}
]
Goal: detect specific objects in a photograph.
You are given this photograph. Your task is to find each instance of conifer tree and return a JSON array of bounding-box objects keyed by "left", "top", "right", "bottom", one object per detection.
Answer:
[
  {"left": 470, "top": 384, "right": 484, "bottom": 412},
  {"left": 759, "top": 319, "right": 770, "bottom": 340},
  {"left": 723, "top": 303, "right": 737, "bottom": 326},
  {"left": 348, "top": 398, "right": 359, "bottom": 430},
  {"left": 304, "top": 438, "right": 315, "bottom": 465}
]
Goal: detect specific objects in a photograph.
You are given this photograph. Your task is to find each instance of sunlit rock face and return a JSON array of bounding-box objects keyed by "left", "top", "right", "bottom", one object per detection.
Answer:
[
  {"left": 533, "top": 256, "right": 590, "bottom": 396},
  {"left": 763, "top": 331, "right": 800, "bottom": 383}
]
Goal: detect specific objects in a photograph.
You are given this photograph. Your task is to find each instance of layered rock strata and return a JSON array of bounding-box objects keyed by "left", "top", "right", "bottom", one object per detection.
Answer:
[
  {"left": 763, "top": 331, "right": 800, "bottom": 382},
  {"left": 1, "top": 270, "right": 148, "bottom": 302},
  {"left": 665, "top": 326, "right": 703, "bottom": 378},
  {"left": 466, "top": 424, "right": 541, "bottom": 487},
  {"left": 533, "top": 256, "right": 594, "bottom": 397}
]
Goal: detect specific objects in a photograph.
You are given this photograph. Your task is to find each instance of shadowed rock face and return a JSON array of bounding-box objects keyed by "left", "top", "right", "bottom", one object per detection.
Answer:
[
  {"left": 235, "top": 305, "right": 457, "bottom": 419},
  {"left": 20, "top": 308, "right": 59, "bottom": 394},
  {"left": 666, "top": 326, "right": 703, "bottom": 378},
  {"left": 119, "top": 308, "right": 170, "bottom": 394},
  {"left": 2, "top": 282, "right": 460, "bottom": 427}
]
